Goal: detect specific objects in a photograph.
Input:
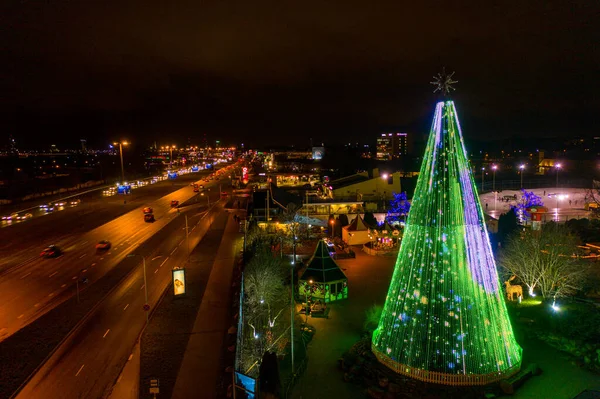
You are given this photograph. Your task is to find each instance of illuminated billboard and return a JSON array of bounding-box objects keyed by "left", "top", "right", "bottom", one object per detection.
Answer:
[
  {"left": 172, "top": 268, "right": 186, "bottom": 296},
  {"left": 312, "top": 147, "right": 325, "bottom": 160}
]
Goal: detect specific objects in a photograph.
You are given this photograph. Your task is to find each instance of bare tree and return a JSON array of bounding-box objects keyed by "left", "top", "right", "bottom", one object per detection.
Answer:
[
  {"left": 241, "top": 249, "right": 289, "bottom": 374},
  {"left": 500, "top": 224, "right": 590, "bottom": 299}
]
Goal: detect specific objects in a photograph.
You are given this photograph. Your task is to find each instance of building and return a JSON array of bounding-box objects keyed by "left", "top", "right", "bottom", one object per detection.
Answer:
[
  {"left": 376, "top": 132, "right": 409, "bottom": 160},
  {"left": 330, "top": 169, "right": 402, "bottom": 203}
]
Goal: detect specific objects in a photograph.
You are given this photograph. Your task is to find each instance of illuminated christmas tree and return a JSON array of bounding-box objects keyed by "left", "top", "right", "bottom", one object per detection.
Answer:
[{"left": 372, "top": 72, "right": 522, "bottom": 386}]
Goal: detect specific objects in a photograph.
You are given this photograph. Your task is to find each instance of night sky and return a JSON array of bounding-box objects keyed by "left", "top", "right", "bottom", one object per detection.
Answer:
[{"left": 1, "top": 1, "right": 598, "bottom": 149}]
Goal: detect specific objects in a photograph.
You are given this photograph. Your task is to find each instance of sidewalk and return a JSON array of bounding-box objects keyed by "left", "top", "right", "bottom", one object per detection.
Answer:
[
  {"left": 138, "top": 211, "right": 232, "bottom": 399},
  {"left": 172, "top": 211, "right": 242, "bottom": 398}
]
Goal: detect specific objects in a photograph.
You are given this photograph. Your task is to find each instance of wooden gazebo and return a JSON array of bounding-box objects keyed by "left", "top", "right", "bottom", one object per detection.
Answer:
[{"left": 299, "top": 239, "right": 348, "bottom": 303}]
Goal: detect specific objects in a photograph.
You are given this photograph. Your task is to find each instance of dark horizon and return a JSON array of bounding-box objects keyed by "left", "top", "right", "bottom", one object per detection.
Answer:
[{"left": 2, "top": 1, "right": 598, "bottom": 149}]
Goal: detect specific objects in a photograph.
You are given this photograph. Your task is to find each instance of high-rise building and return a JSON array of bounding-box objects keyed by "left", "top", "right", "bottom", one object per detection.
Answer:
[{"left": 376, "top": 132, "right": 409, "bottom": 160}]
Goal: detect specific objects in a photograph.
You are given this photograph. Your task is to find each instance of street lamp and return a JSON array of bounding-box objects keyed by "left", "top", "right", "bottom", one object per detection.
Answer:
[
  {"left": 556, "top": 163, "right": 562, "bottom": 188},
  {"left": 201, "top": 191, "right": 210, "bottom": 206},
  {"left": 481, "top": 167, "right": 485, "bottom": 191},
  {"left": 113, "top": 141, "right": 129, "bottom": 183},
  {"left": 519, "top": 164, "right": 525, "bottom": 189},
  {"left": 127, "top": 254, "right": 149, "bottom": 322},
  {"left": 161, "top": 145, "right": 177, "bottom": 170},
  {"left": 492, "top": 165, "right": 498, "bottom": 210}
]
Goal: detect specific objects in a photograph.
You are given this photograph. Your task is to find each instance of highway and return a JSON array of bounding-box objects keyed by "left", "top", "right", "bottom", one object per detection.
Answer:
[
  {"left": 0, "top": 169, "right": 221, "bottom": 270},
  {"left": 14, "top": 203, "right": 229, "bottom": 399},
  {"left": 0, "top": 164, "right": 239, "bottom": 343}
]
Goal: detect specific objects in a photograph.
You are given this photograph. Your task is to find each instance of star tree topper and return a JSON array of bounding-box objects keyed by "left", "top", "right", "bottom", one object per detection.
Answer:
[{"left": 431, "top": 68, "right": 458, "bottom": 96}]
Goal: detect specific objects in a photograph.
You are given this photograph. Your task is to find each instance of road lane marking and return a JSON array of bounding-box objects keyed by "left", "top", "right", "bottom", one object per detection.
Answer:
[
  {"left": 123, "top": 304, "right": 129, "bottom": 311},
  {"left": 103, "top": 329, "right": 110, "bottom": 338},
  {"left": 48, "top": 271, "right": 58, "bottom": 278},
  {"left": 20, "top": 272, "right": 32, "bottom": 280},
  {"left": 34, "top": 303, "right": 40, "bottom": 307},
  {"left": 170, "top": 248, "right": 177, "bottom": 255},
  {"left": 49, "top": 292, "right": 55, "bottom": 297},
  {"left": 100, "top": 257, "right": 104, "bottom": 260},
  {"left": 91, "top": 263, "right": 96, "bottom": 267},
  {"left": 140, "top": 284, "right": 145, "bottom": 291},
  {"left": 61, "top": 284, "right": 67, "bottom": 288},
  {"left": 152, "top": 256, "right": 161, "bottom": 261},
  {"left": 82, "top": 241, "right": 88, "bottom": 245},
  {"left": 179, "top": 240, "right": 184, "bottom": 246},
  {"left": 128, "top": 353, "right": 133, "bottom": 361},
  {"left": 82, "top": 269, "right": 87, "bottom": 273},
  {"left": 79, "top": 254, "right": 87, "bottom": 259},
  {"left": 159, "top": 258, "right": 168, "bottom": 268},
  {"left": 17, "top": 314, "right": 24, "bottom": 319},
  {"left": 0, "top": 328, "right": 6, "bottom": 334},
  {"left": 76, "top": 364, "right": 85, "bottom": 376},
  {"left": 72, "top": 276, "right": 77, "bottom": 280},
  {"left": 154, "top": 269, "right": 158, "bottom": 274}
]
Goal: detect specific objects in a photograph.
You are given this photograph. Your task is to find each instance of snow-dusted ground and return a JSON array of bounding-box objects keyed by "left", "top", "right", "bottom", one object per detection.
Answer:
[{"left": 480, "top": 187, "right": 592, "bottom": 223}]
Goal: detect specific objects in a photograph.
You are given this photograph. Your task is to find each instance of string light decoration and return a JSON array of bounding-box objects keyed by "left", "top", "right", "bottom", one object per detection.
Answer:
[{"left": 372, "top": 100, "right": 522, "bottom": 386}]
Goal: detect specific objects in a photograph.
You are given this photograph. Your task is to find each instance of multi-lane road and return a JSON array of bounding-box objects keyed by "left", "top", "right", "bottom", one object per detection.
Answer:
[
  {"left": 0, "top": 163, "right": 241, "bottom": 398},
  {"left": 16, "top": 201, "right": 227, "bottom": 399},
  {"left": 0, "top": 167, "right": 234, "bottom": 341}
]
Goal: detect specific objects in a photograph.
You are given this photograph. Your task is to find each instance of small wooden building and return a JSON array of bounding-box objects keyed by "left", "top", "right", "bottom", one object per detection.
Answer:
[{"left": 299, "top": 239, "right": 348, "bottom": 303}]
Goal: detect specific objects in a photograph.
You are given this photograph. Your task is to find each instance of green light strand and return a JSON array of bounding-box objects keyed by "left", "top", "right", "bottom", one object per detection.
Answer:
[{"left": 372, "top": 101, "right": 522, "bottom": 386}]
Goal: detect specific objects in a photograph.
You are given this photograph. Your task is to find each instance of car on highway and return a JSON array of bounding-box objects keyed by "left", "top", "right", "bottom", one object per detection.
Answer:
[
  {"left": 221, "top": 191, "right": 228, "bottom": 196},
  {"left": 2, "top": 213, "right": 19, "bottom": 221},
  {"left": 144, "top": 213, "right": 155, "bottom": 222},
  {"left": 143, "top": 207, "right": 153, "bottom": 214},
  {"left": 40, "top": 245, "right": 63, "bottom": 258},
  {"left": 70, "top": 199, "right": 81, "bottom": 206},
  {"left": 55, "top": 201, "right": 66, "bottom": 207},
  {"left": 171, "top": 200, "right": 179, "bottom": 207},
  {"left": 44, "top": 204, "right": 55, "bottom": 212},
  {"left": 16, "top": 213, "right": 33, "bottom": 220},
  {"left": 95, "top": 240, "right": 112, "bottom": 250}
]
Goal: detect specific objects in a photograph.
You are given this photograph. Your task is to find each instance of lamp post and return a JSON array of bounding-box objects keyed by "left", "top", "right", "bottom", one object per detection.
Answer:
[
  {"left": 492, "top": 165, "right": 498, "bottom": 210},
  {"left": 113, "top": 141, "right": 129, "bottom": 183},
  {"left": 161, "top": 145, "right": 177, "bottom": 170},
  {"left": 519, "top": 164, "right": 525, "bottom": 189},
  {"left": 380, "top": 173, "right": 388, "bottom": 211},
  {"left": 127, "top": 254, "right": 149, "bottom": 322},
  {"left": 481, "top": 167, "right": 485, "bottom": 191},
  {"left": 290, "top": 260, "right": 295, "bottom": 374},
  {"left": 556, "top": 163, "right": 562, "bottom": 188},
  {"left": 201, "top": 191, "right": 210, "bottom": 206}
]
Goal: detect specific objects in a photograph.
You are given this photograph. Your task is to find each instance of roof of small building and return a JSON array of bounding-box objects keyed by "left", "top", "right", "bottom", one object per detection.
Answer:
[{"left": 300, "top": 240, "right": 347, "bottom": 283}]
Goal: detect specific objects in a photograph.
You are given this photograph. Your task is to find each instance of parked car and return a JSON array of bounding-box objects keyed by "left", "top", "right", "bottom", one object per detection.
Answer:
[
  {"left": 41, "top": 245, "right": 63, "bottom": 258},
  {"left": 95, "top": 240, "right": 112, "bottom": 250}
]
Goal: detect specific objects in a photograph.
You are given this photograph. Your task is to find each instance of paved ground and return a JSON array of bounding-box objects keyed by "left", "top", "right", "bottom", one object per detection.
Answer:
[
  {"left": 481, "top": 187, "right": 591, "bottom": 222},
  {"left": 291, "top": 247, "right": 396, "bottom": 399},
  {"left": 290, "top": 245, "right": 600, "bottom": 399}
]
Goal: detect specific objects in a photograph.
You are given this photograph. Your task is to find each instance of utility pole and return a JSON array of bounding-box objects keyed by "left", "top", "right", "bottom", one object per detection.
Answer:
[
  {"left": 290, "top": 264, "right": 295, "bottom": 375},
  {"left": 185, "top": 215, "right": 190, "bottom": 257},
  {"left": 481, "top": 167, "right": 484, "bottom": 191}
]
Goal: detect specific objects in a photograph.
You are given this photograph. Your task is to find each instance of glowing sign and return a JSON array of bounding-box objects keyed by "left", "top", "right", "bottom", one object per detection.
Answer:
[{"left": 172, "top": 268, "right": 186, "bottom": 296}]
